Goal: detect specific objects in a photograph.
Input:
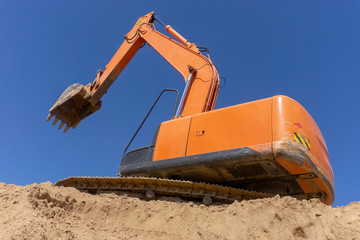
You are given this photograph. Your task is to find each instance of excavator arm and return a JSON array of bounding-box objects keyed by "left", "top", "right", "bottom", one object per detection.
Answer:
[{"left": 47, "top": 12, "right": 219, "bottom": 132}]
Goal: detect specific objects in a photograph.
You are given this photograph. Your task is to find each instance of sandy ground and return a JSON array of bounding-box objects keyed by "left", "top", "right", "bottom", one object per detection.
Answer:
[{"left": 0, "top": 182, "right": 359, "bottom": 240}]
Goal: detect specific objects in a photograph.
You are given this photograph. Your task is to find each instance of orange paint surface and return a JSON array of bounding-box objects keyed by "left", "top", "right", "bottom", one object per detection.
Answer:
[
  {"left": 153, "top": 117, "right": 191, "bottom": 161},
  {"left": 297, "top": 178, "right": 332, "bottom": 205},
  {"left": 186, "top": 98, "right": 272, "bottom": 156},
  {"left": 276, "top": 158, "right": 309, "bottom": 175},
  {"left": 272, "top": 96, "right": 334, "bottom": 187}
]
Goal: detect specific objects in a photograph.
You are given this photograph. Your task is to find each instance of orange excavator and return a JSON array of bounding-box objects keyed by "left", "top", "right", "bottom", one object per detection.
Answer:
[{"left": 48, "top": 12, "right": 334, "bottom": 205}]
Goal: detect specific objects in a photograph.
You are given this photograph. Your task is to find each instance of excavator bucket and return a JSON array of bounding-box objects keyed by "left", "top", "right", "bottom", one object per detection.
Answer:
[{"left": 46, "top": 83, "right": 102, "bottom": 132}]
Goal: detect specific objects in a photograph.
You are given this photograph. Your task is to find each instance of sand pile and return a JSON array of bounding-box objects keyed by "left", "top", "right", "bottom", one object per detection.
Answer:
[{"left": 0, "top": 182, "right": 359, "bottom": 240}]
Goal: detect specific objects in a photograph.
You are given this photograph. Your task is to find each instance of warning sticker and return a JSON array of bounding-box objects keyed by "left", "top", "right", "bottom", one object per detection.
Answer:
[{"left": 294, "top": 132, "right": 311, "bottom": 151}]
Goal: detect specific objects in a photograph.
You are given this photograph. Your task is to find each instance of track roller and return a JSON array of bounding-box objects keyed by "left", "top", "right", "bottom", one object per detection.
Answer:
[
  {"left": 145, "top": 189, "right": 156, "bottom": 200},
  {"left": 202, "top": 195, "right": 213, "bottom": 206}
]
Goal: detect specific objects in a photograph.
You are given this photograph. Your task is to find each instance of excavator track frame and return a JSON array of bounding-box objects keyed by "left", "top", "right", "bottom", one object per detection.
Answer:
[{"left": 55, "top": 177, "right": 273, "bottom": 205}]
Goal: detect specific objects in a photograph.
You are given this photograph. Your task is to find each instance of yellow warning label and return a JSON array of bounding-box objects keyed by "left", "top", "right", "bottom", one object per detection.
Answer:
[
  {"left": 136, "top": 18, "right": 144, "bottom": 26},
  {"left": 294, "top": 132, "right": 311, "bottom": 151}
]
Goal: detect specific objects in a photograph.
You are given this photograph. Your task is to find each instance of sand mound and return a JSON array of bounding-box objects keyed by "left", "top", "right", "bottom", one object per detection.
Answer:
[{"left": 0, "top": 182, "right": 358, "bottom": 240}]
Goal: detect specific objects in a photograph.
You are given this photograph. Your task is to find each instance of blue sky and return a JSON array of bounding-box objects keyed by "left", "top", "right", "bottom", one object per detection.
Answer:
[{"left": 1, "top": 1, "right": 359, "bottom": 207}]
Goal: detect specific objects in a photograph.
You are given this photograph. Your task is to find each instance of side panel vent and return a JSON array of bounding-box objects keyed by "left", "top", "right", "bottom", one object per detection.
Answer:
[
  {"left": 227, "top": 164, "right": 267, "bottom": 178},
  {"left": 248, "top": 182, "right": 291, "bottom": 195}
]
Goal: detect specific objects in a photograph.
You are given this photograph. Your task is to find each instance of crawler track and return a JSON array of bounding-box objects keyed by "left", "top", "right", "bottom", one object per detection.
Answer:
[{"left": 55, "top": 176, "right": 273, "bottom": 204}]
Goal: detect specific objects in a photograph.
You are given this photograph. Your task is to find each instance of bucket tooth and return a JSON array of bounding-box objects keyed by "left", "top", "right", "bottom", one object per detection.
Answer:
[
  {"left": 52, "top": 117, "right": 60, "bottom": 126},
  {"left": 47, "top": 83, "right": 101, "bottom": 132},
  {"left": 58, "top": 121, "right": 65, "bottom": 130},
  {"left": 46, "top": 113, "right": 53, "bottom": 122},
  {"left": 63, "top": 125, "right": 71, "bottom": 133},
  {"left": 72, "top": 122, "right": 80, "bottom": 129}
]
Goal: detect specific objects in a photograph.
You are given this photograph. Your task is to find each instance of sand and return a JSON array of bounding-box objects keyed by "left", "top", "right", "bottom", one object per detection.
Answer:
[{"left": 0, "top": 182, "right": 359, "bottom": 240}]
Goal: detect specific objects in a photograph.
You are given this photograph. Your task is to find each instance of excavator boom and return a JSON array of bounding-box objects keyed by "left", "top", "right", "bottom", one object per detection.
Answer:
[{"left": 47, "top": 12, "right": 219, "bottom": 132}]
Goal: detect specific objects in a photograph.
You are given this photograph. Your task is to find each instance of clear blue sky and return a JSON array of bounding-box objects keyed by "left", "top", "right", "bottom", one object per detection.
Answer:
[{"left": 1, "top": 1, "right": 359, "bottom": 207}]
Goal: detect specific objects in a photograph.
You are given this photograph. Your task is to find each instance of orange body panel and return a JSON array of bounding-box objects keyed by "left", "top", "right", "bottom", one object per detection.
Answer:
[
  {"left": 153, "top": 98, "right": 272, "bottom": 160},
  {"left": 272, "top": 96, "right": 333, "bottom": 183},
  {"left": 271, "top": 96, "right": 334, "bottom": 204},
  {"left": 186, "top": 98, "right": 272, "bottom": 156},
  {"left": 153, "top": 117, "right": 191, "bottom": 161},
  {"left": 152, "top": 95, "right": 334, "bottom": 204}
]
